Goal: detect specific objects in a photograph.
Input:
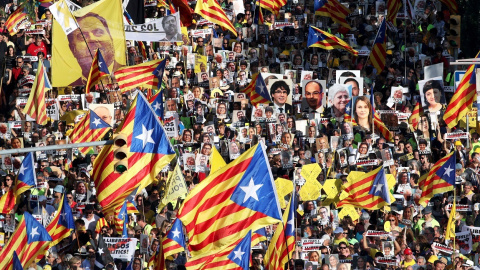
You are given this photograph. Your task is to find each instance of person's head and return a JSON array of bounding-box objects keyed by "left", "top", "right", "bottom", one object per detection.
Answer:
[
  {"left": 162, "top": 15, "right": 177, "bottom": 37},
  {"left": 217, "top": 103, "right": 227, "bottom": 114},
  {"left": 328, "top": 84, "right": 350, "bottom": 114},
  {"left": 11, "top": 137, "right": 22, "bottom": 149},
  {"left": 354, "top": 96, "right": 372, "bottom": 123},
  {"left": 305, "top": 81, "right": 323, "bottom": 110},
  {"left": 166, "top": 100, "right": 177, "bottom": 111},
  {"left": 344, "top": 78, "right": 360, "bottom": 96},
  {"left": 422, "top": 80, "right": 442, "bottom": 106},
  {"left": 93, "top": 106, "right": 112, "bottom": 125},
  {"left": 67, "top": 13, "right": 115, "bottom": 78},
  {"left": 308, "top": 251, "right": 320, "bottom": 262},
  {"left": 329, "top": 255, "right": 338, "bottom": 266},
  {"left": 270, "top": 80, "right": 290, "bottom": 106},
  {"left": 434, "top": 260, "right": 446, "bottom": 270},
  {"left": 182, "top": 130, "right": 192, "bottom": 142},
  {"left": 358, "top": 142, "right": 368, "bottom": 155},
  {"left": 319, "top": 206, "right": 329, "bottom": 219}
]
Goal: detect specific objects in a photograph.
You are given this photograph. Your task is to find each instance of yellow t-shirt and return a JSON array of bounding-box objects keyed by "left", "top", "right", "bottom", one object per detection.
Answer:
[{"left": 401, "top": 259, "right": 416, "bottom": 267}]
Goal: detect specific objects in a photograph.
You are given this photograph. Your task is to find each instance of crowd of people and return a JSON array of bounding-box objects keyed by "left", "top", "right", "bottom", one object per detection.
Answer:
[{"left": 0, "top": 0, "right": 479, "bottom": 269}]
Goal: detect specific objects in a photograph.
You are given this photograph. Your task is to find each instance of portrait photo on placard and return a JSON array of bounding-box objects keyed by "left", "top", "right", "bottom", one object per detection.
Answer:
[
  {"left": 328, "top": 84, "right": 352, "bottom": 119},
  {"left": 88, "top": 104, "right": 115, "bottom": 127},
  {"left": 229, "top": 140, "right": 241, "bottom": 159},
  {"left": 418, "top": 77, "right": 446, "bottom": 114},
  {"left": 382, "top": 149, "right": 394, "bottom": 166},
  {"left": 183, "top": 153, "right": 196, "bottom": 170},
  {"left": 352, "top": 96, "right": 373, "bottom": 131},
  {"left": 376, "top": 1, "right": 386, "bottom": 15},
  {"left": 301, "top": 80, "right": 326, "bottom": 114},
  {"left": 336, "top": 70, "right": 361, "bottom": 84},
  {"left": 268, "top": 79, "right": 293, "bottom": 114},
  {"left": 340, "top": 76, "right": 363, "bottom": 96}
]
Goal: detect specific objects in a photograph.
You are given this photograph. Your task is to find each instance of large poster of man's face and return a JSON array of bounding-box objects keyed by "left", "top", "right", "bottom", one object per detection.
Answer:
[
  {"left": 268, "top": 79, "right": 293, "bottom": 113},
  {"left": 340, "top": 76, "right": 363, "bottom": 97},
  {"left": 301, "top": 80, "right": 326, "bottom": 113},
  {"left": 88, "top": 104, "right": 115, "bottom": 127}
]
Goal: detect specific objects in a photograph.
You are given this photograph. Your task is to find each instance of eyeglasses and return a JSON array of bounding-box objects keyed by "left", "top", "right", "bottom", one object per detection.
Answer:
[
  {"left": 389, "top": 219, "right": 396, "bottom": 221},
  {"left": 339, "top": 246, "right": 347, "bottom": 249}
]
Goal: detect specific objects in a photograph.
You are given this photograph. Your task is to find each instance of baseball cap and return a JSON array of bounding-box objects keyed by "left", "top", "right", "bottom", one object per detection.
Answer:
[
  {"left": 404, "top": 248, "right": 413, "bottom": 255},
  {"left": 334, "top": 227, "right": 344, "bottom": 234},
  {"left": 53, "top": 185, "right": 65, "bottom": 194}
]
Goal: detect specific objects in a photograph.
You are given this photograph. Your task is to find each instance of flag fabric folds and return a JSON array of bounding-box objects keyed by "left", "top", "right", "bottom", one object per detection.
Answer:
[
  {"left": 443, "top": 52, "right": 480, "bottom": 128},
  {"left": 85, "top": 49, "right": 110, "bottom": 93},
  {"left": 307, "top": 26, "right": 358, "bottom": 56},
  {"left": 46, "top": 194, "right": 75, "bottom": 246},
  {"left": 5, "top": 4, "right": 29, "bottom": 35},
  {"left": 194, "top": 0, "right": 237, "bottom": 36},
  {"left": 114, "top": 59, "right": 164, "bottom": 93},
  {"left": 49, "top": 0, "right": 78, "bottom": 35},
  {"left": 0, "top": 189, "right": 15, "bottom": 214},
  {"left": 419, "top": 152, "right": 456, "bottom": 207},
  {"left": 439, "top": 0, "right": 458, "bottom": 14},
  {"left": 211, "top": 145, "right": 227, "bottom": 174},
  {"left": 314, "top": 0, "right": 351, "bottom": 29},
  {"left": 373, "top": 112, "right": 394, "bottom": 142},
  {"left": 158, "top": 163, "right": 188, "bottom": 211},
  {"left": 163, "top": 219, "right": 186, "bottom": 258},
  {"left": 257, "top": 0, "right": 285, "bottom": 17},
  {"left": 69, "top": 110, "right": 111, "bottom": 155},
  {"left": 369, "top": 19, "right": 387, "bottom": 72},
  {"left": 445, "top": 197, "right": 456, "bottom": 240},
  {"left": 22, "top": 60, "right": 51, "bottom": 126},
  {"left": 241, "top": 73, "right": 272, "bottom": 108},
  {"left": 338, "top": 166, "right": 395, "bottom": 210},
  {"left": 178, "top": 142, "right": 282, "bottom": 257},
  {"left": 226, "top": 231, "right": 252, "bottom": 270},
  {"left": 14, "top": 153, "right": 36, "bottom": 198},
  {"left": 408, "top": 102, "right": 424, "bottom": 130},
  {"left": 12, "top": 251, "right": 22, "bottom": 270},
  {"left": 0, "top": 212, "right": 52, "bottom": 269},
  {"left": 386, "top": 0, "right": 402, "bottom": 25},
  {"left": 93, "top": 92, "right": 175, "bottom": 213},
  {"left": 171, "top": 0, "right": 194, "bottom": 26},
  {"left": 265, "top": 189, "right": 295, "bottom": 270}
]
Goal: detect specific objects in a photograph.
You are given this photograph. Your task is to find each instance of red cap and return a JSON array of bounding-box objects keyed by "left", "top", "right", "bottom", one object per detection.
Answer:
[{"left": 404, "top": 248, "right": 413, "bottom": 255}]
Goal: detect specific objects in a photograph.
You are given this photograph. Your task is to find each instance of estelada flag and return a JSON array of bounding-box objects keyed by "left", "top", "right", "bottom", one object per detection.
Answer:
[
  {"left": 93, "top": 92, "right": 175, "bottom": 213},
  {"left": 178, "top": 142, "right": 282, "bottom": 257}
]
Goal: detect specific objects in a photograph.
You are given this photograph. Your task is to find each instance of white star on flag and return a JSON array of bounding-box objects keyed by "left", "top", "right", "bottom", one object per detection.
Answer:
[
  {"left": 233, "top": 248, "right": 245, "bottom": 260},
  {"left": 92, "top": 117, "right": 102, "bottom": 127},
  {"left": 443, "top": 165, "right": 454, "bottom": 177},
  {"left": 153, "top": 102, "right": 162, "bottom": 111},
  {"left": 19, "top": 164, "right": 28, "bottom": 175},
  {"left": 98, "top": 61, "right": 103, "bottom": 68},
  {"left": 374, "top": 184, "right": 384, "bottom": 194},
  {"left": 240, "top": 178, "right": 263, "bottom": 203},
  {"left": 30, "top": 226, "right": 40, "bottom": 238},
  {"left": 98, "top": 248, "right": 104, "bottom": 255},
  {"left": 171, "top": 228, "right": 181, "bottom": 238},
  {"left": 257, "top": 84, "right": 265, "bottom": 94},
  {"left": 135, "top": 124, "right": 155, "bottom": 148}
]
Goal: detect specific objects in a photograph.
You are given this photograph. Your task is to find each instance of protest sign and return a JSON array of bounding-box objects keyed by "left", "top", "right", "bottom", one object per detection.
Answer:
[{"left": 104, "top": 237, "right": 138, "bottom": 260}]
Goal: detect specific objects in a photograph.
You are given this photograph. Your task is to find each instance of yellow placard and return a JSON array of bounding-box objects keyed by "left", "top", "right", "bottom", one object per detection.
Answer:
[
  {"left": 299, "top": 180, "right": 322, "bottom": 201},
  {"left": 301, "top": 163, "right": 322, "bottom": 182},
  {"left": 338, "top": 205, "right": 360, "bottom": 221},
  {"left": 52, "top": 0, "right": 126, "bottom": 86},
  {"left": 275, "top": 177, "right": 294, "bottom": 197},
  {"left": 194, "top": 54, "right": 207, "bottom": 73},
  {"left": 322, "top": 178, "right": 342, "bottom": 199}
]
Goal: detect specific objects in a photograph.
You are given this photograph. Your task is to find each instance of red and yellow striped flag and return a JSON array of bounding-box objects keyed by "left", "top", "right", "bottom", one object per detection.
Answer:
[
  {"left": 443, "top": 51, "right": 480, "bottom": 128},
  {"left": 419, "top": 152, "right": 456, "bottom": 207},
  {"left": 257, "top": 0, "right": 285, "bottom": 17},
  {"left": 114, "top": 59, "right": 163, "bottom": 93},
  {"left": 307, "top": 26, "right": 358, "bottom": 56},
  {"left": 85, "top": 49, "right": 110, "bottom": 93},
  {"left": 369, "top": 19, "right": 387, "bottom": 72},
  {"left": 314, "top": 0, "right": 351, "bottom": 29},
  {"left": 386, "top": 0, "right": 402, "bottom": 26},
  {"left": 178, "top": 143, "right": 281, "bottom": 257},
  {"left": 195, "top": 0, "right": 237, "bottom": 36},
  {"left": 439, "top": 0, "right": 458, "bottom": 14},
  {"left": 22, "top": 59, "right": 51, "bottom": 125},
  {"left": 374, "top": 112, "right": 394, "bottom": 142},
  {"left": 0, "top": 189, "right": 15, "bottom": 214},
  {"left": 93, "top": 93, "right": 175, "bottom": 213},
  {"left": 46, "top": 194, "right": 75, "bottom": 246},
  {"left": 241, "top": 73, "right": 272, "bottom": 108},
  {"left": 69, "top": 110, "right": 111, "bottom": 155},
  {"left": 408, "top": 102, "right": 424, "bottom": 130},
  {"left": 5, "top": 4, "right": 29, "bottom": 35}
]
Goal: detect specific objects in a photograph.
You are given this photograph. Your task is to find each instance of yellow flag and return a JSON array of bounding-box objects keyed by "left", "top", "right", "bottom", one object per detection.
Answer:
[
  {"left": 210, "top": 146, "right": 226, "bottom": 174},
  {"left": 52, "top": 0, "right": 126, "bottom": 87},
  {"left": 445, "top": 199, "right": 456, "bottom": 239},
  {"left": 322, "top": 178, "right": 343, "bottom": 199},
  {"left": 158, "top": 164, "right": 188, "bottom": 212}
]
